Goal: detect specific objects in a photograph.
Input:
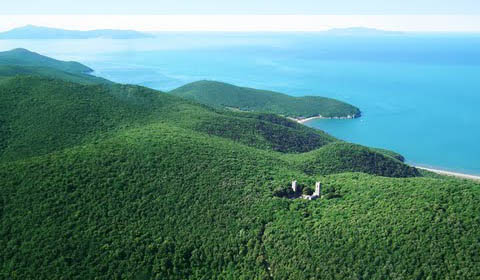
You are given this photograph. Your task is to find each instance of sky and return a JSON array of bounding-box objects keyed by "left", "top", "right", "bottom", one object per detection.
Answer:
[
  {"left": 0, "top": 1, "right": 479, "bottom": 32},
  {"left": 2, "top": 0, "right": 480, "bottom": 14}
]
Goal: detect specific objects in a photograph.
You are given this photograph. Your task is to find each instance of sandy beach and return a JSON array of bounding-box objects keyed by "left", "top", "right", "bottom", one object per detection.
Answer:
[
  {"left": 292, "top": 116, "right": 480, "bottom": 182},
  {"left": 294, "top": 116, "right": 327, "bottom": 124},
  {"left": 292, "top": 114, "right": 359, "bottom": 124},
  {"left": 415, "top": 166, "right": 480, "bottom": 181}
]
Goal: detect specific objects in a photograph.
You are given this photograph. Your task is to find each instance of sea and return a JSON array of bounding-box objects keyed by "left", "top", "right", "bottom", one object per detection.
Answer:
[{"left": 1, "top": 32, "right": 479, "bottom": 175}]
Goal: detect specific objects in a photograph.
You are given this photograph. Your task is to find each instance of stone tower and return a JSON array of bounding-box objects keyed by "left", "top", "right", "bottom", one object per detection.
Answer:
[
  {"left": 292, "top": 180, "right": 298, "bottom": 192},
  {"left": 314, "top": 182, "right": 321, "bottom": 197}
]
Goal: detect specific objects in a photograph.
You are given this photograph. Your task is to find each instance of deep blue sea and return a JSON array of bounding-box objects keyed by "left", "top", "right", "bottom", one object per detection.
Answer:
[{"left": 1, "top": 32, "right": 479, "bottom": 175}]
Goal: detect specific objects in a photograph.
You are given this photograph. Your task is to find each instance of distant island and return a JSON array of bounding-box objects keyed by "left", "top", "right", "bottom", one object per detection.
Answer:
[
  {"left": 0, "top": 25, "right": 404, "bottom": 39},
  {"left": 321, "top": 27, "right": 404, "bottom": 36},
  {"left": 170, "top": 80, "right": 361, "bottom": 119},
  {"left": 0, "top": 25, "right": 154, "bottom": 39}
]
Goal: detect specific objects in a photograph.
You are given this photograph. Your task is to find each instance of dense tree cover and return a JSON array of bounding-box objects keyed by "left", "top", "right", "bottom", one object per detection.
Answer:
[
  {"left": 192, "top": 112, "right": 334, "bottom": 153},
  {"left": 264, "top": 173, "right": 480, "bottom": 279},
  {"left": 0, "top": 48, "right": 93, "bottom": 74},
  {"left": 0, "top": 75, "right": 396, "bottom": 165},
  {"left": 170, "top": 80, "right": 361, "bottom": 118},
  {"left": 1, "top": 122, "right": 479, "bottom": 279},
  {"left": 291, "top": 142, "right": 419, "bottom": 177},
  {"left": 1, "top": 123, "right": 287, "bottom": 279},
  {"left": 371, "top": 147, "right": 405, "bottom": 162},
  {"left": 1, "top": 52, "right": 479, "bottom": 279},
  {"left": 0, "top": 65, "right": 110, "bottom": 85},
  {"left": 0, "top": 76, "right": 170, "bottom": 161}
]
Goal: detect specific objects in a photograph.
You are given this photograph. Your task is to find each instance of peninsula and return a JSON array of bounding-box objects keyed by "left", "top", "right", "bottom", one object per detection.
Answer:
[{"left": 170, "top": 80, "right": 361, "bottom": 119}]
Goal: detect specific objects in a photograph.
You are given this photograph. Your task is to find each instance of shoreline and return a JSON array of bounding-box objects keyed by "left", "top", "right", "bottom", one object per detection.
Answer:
[
  {"left": 292, "top": 113, "right": 479, "bottom": 182},
  {"left": 293, "top": 116, "right": 327, "bottom": 124},
  {"left": 291, "top": 114, "right": 359, "bottom": 124},
  {"left": 415, "top": 166, "right": 480, "bottom": 181}
]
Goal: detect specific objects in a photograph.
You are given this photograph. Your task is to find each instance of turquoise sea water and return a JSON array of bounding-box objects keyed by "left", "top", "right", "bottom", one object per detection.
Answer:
[{"left": 1, "top": 33, "right": 479, "bottom": 174}]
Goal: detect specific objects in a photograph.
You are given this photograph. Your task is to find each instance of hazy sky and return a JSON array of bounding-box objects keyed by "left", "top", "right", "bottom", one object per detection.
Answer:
[
  {"left": 1, "top": 1, "right": 480, "bottom": 32},
  {"left": 2, "top": 0, "right": 480, "bottom": 14}
]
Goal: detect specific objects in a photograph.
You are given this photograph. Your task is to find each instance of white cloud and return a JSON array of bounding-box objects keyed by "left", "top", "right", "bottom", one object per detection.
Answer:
[{"left": 0, "top": 15, "right": 479, "bottom": 32}]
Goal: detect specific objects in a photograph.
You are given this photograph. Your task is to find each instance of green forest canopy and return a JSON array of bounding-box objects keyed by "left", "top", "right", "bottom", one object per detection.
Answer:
[
  {"left": 1, "top": 50, "right": 479, "bottom": 279},
  {"left": 170, "top": 80, "right": 361, "bottom": 118},
  {"left": 0, "top": 48, "right": 93, "bottom": 74}
]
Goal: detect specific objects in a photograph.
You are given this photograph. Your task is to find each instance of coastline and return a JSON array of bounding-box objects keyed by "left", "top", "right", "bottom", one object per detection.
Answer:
[
  {"left": 415, "top": 166, "right": 480, "bottom": 181},
  {"left": 291, "top": 113, "right": 480, "bottom": 182},
  {"left": 291, "top": 114, "right": 359, "bottom": 124}
]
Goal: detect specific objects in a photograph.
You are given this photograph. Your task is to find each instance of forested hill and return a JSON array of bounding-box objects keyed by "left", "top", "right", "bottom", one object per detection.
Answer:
[
  {"left": 170, "top": 80, "right": 361, "bottom": 118},
  {"left": 1, "top": 50, "right": 479, "bottom": 279},
  {"left": 0, "top": 64, "right": 109, "bottom": 85},
  {"left": 0, "top": 74, "right": 409, "bottom": 176},
  {"left": 0, "top": 48, "right": 93, "bottom": 74}
]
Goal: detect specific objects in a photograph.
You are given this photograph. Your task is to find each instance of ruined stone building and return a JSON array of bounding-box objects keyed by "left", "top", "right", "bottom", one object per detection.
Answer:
[{"left": 291, "top": 180, "right": 322, "bottom": 200}]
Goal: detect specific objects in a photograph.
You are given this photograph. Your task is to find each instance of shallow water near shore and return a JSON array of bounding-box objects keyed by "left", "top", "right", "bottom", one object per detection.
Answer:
[{"left": 1, "top": 32, "right": 479, "bottom": 175}]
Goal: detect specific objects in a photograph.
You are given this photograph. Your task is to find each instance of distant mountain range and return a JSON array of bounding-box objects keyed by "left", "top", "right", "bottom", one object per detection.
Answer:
[
  {"left": 0, "top": 25, "right": 404, "bottom": 39},
  {"left": 0, "top": 25, "right": 154, "bottom": 39}
]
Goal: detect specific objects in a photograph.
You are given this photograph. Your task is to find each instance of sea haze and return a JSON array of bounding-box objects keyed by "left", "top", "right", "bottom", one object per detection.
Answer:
[{"left": 1, "top": 32, "right": 479, "bottom": 175}]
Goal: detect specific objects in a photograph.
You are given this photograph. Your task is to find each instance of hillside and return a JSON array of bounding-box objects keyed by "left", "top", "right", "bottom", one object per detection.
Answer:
[
  {"left": 0, "top": 25, "right": 153, "bottom": 39},
  {"left": 1, "top": 52, "right": 480, "bottom": 279},
  {"left": 170, "top": 80, "right": 361, "bottom": 118},
  {"left": 0, "top": 76, "right": 337, "bottom": 159},
  {"left": 0, "top": 64, "right": 109, "bottom": 84},
  {"left": 2, "top": 122, "right": 479, "bottom": 279},
  {"left": 0, "top": 75, "right": 402, "bottom": 169},
  {"left": 0, "top": 48, "right": 93, "bottom": 74},
  {"left": 294, "top": 142, "right": 419, "bottom": 177}
]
